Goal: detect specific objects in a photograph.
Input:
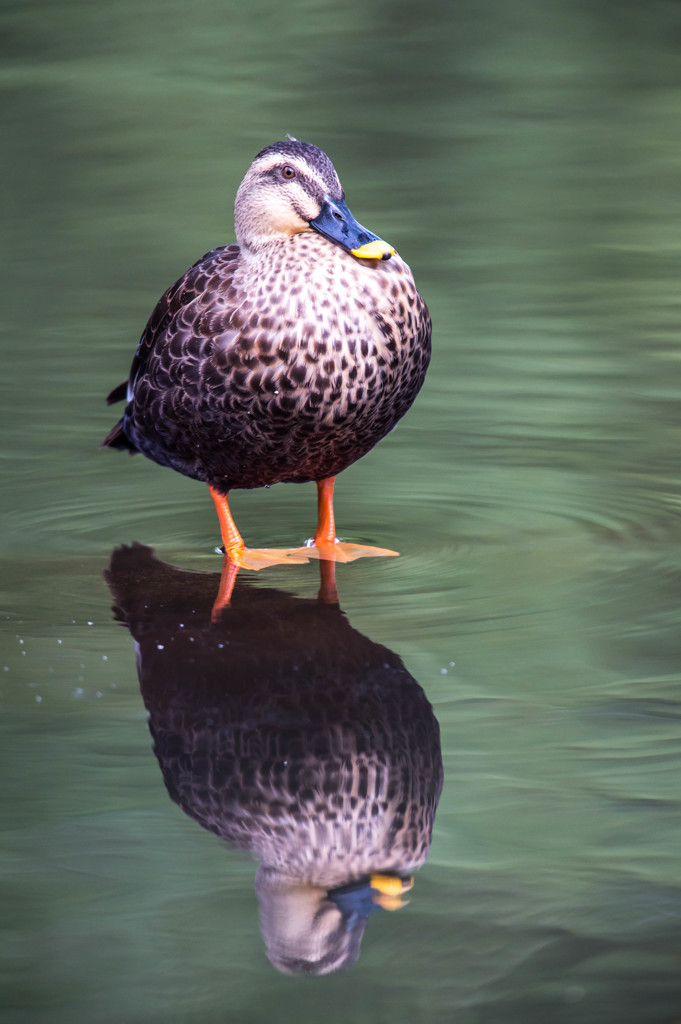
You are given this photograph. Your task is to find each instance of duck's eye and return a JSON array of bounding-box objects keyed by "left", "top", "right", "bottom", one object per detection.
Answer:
[{"left": 281, "top": 165, "right": 296, "bottom": 179}]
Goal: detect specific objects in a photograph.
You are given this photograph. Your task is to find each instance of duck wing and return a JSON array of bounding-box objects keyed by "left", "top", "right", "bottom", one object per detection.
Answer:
[{"left": 105, "top": 245, "right": 240, "bottom": 407}]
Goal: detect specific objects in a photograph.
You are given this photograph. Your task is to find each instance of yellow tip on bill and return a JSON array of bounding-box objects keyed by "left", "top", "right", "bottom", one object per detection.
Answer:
[
  {"left": 370, "top": 874, "right": 414, "bottom": 896},
  {"left": 372, "top": 893, "right": 411, "bottom": 911},
  {"left": 351, "top": 239, "right": 395, "bottom": 260}
]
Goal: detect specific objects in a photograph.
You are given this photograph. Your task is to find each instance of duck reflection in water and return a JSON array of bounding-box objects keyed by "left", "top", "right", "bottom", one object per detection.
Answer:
[{"left": 105, "top": 544, "right": 442, "bottom": 975}]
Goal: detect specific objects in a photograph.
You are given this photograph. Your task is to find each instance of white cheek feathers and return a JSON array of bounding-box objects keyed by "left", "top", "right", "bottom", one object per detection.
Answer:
[{"left": 236, "top": 189, "right": 311, "bottom": 250}]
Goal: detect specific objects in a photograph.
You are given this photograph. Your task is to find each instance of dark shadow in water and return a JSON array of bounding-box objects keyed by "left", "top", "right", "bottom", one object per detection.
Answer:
[{"left": 105, "top": 544, "right": 443, "bottom": 975}]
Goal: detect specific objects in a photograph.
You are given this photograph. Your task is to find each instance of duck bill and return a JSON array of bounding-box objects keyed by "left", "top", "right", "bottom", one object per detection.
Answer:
[{"left": 310, "top": 196, "right": 395, "bottom": 261}]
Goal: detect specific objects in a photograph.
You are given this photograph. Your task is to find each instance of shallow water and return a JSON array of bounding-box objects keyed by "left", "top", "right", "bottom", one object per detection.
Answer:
[{"left": 2, "top": 0, "right": 681, "bottom": 1021}]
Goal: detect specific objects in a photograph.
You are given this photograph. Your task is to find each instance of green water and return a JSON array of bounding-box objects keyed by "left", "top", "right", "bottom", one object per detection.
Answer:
[{"left": 2, "top": 0, "right": 681, "bottom": 1020}]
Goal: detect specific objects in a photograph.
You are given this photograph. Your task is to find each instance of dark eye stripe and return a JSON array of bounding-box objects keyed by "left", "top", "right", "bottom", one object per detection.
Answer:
[{"left": 263, "top": 162, "right": 326, "bottom": 218}]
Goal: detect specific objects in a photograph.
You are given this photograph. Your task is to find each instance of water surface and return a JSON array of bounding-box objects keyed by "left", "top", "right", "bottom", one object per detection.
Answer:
[{"left": 2, "top": 1, "right": 681, "bottom": 1021}]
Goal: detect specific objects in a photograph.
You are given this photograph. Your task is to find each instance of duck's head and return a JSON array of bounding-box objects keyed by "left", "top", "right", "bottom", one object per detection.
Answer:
[
  {"left": 255, "top": 869, "right": 412, "bottom": 975},
  {"left": 235, "top": 138, "right": 395, "bottom": 261}
]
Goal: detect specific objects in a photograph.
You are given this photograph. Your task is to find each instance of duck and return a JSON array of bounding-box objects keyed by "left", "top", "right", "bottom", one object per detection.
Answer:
[
  {"left": 103, "top": 139, "right": 431, "bottom": 569},
  {"left": 105, "top": 542, "right": 443, "bottom": 974}
]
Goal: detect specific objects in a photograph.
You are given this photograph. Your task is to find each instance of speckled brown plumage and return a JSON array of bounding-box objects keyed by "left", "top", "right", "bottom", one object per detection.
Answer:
[
  {"left": 103, "top": 141, "right": 431, "bottom": 496},
  {"left": 105, "top": 543, "right": 443, "bottom": 974}
]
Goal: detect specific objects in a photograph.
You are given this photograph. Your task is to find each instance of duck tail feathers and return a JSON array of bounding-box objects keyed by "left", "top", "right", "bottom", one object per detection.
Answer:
[
  {"left": 106, "top": 381, "right": 128, "bottom": 405},
  {"left": 100, "top": 420, "right": 138, "bottom": 453}
]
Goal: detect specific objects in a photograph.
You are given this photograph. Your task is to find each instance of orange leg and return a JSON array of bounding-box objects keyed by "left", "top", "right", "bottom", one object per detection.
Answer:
[
  {"left": 317, "top": 558, "right": 339, "bottom": 605},
  {"left": 209, "top": 486, "right": 246, "bottom": 562},
  {"left": 208, "top": 485, "right": 310, "bottom": 570},
  {"left": 314, "top": 478, "right": 337, "bottom": 555},
  {"left": 211, "top": 555, "right": 240, "bottom": 622},
  {"left": 302, "top": 477, "right": 400, "bottom": 564}
]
